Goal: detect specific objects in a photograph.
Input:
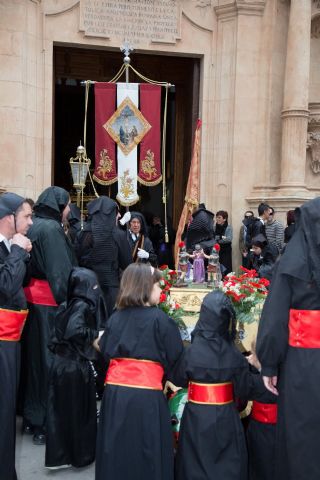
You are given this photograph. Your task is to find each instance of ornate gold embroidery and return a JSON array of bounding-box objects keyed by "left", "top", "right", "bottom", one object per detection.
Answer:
[
  {"left": 141, "top": 150, "right": 157, "bottom": 180},
  {"left": 119, "top": 169, "right": 135, "bottom": 199},
  {"left": 97, "top": 149, "right": 113, "bottom": 179}
]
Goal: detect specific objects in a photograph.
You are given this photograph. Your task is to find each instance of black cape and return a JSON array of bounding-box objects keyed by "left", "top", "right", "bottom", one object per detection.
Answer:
[
  {"left": 172, "top": 291, "right": 268, "bottom": 480},
  {"left": 22, "top": 187, "right": 77, "bottom": 429},
  {"left": 257, "top": 197, "right": 320, "bottom": 480},
  {"left": 95, "top": 306, "right": 183, "bottom": 480},
  {"left": 45, "top": 267, "right": 107, "bottom": 468},
  {"left": 0, "top": 242, "right": 29, "bottom": 480},
  {"left": 75, "top": 196, "right": 132, "bottom": 318}
]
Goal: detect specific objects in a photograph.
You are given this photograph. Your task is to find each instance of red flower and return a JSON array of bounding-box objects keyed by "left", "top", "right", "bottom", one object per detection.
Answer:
[
  {"left": 179, "top": 241, "right": 185, "bottom": 248},
  {"left": 159, "top": 293, "right": 167, "bottom": 303},
  {"left": 168, "top": 270, "right": 177, "bottom": 276},
  {"left": 175, "top": 303, "right": 180, "bottom": 309},
  {"left": 159, "top": 264, "right": 169, "bottom": 270},
  {"left": 214, "top": 243, "right": 220, "bottom": 252}
]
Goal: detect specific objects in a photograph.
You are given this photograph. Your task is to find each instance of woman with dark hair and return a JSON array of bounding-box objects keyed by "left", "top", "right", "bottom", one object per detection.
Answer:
[
  {"left": 173, "top": 291, "right": 267, "bottom": 480},
  {"left": 215, "top": 210, "right": 233, "bottom": 274},
  {"left": 284, "top": 209, "right": 296, "bottom": 244},
  {"left": 22, "top": 186, "right": 77, "bottom": 444},
  {"left": 95, "top": 263, "right": 184, "bottom": 480}
]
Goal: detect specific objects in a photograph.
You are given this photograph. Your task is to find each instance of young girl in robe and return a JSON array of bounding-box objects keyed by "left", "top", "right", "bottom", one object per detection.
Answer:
[
  {"left": 95, "top": 263, "right": 184, "bottom": 480},
  {"left": 45, "top": 267, "right": 107, "bottom": 470},
  {"left": 173, "top": 290, "right": 268, "bottom": 480}
]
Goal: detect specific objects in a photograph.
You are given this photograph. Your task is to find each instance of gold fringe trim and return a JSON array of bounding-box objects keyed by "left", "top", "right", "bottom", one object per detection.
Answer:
[
  {"left": 116, "top": 193, "right": 140, "bottom": 207},
  {"left": 93, "top": 174, "right": 118, "bottom": 186},
  {"left": 137, "top": 175, "right": 162, "bottom": 187}
]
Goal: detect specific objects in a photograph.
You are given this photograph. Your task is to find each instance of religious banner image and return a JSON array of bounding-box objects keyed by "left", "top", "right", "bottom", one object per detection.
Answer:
[{"left": 94, "top": 81, "right": 162, "bottom": 206}]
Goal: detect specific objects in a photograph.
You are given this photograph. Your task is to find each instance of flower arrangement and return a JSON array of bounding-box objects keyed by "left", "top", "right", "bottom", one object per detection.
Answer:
[
  {"left": 220, "top": 266, "right": 269, "bottom": 324},
  {"left": 158, "top": 265, "right": 188, "bottom": 336}
]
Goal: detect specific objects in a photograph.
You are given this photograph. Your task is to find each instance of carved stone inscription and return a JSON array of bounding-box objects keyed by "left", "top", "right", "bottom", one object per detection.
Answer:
[{"left": 80, "top": 0, "right": 181, "bottom": 44}]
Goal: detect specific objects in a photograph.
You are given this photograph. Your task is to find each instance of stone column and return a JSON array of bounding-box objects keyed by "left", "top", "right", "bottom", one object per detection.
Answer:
[{"left": 279, "top": 0, "right": 311, "bottom": 189}]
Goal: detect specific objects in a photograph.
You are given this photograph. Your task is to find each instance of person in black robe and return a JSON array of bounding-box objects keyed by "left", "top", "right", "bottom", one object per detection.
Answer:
[
  {"left": 66, "top": 203, "right": 83, "bottom": 245},
  {"left": 172, "top": 290, "right": 268, "bottom": 480},
  {"left": 257, "top": 196, "right": 320, "bottom": 480},
  {"left": 45, "top": 267, "right": 107, "bottom": 469},
  {"left": 246, "top": 350, "right": 278, "bottom": 480},
  {"left": 22, "top": 186, "right": 77, "bottom": 444},
  {"left": 95, "top": 263, "right": 184, "bottom": 480},
  {"left": 75, "top": 196, "right": 132, "bottom": 319},
  {"left": 0, "top": 192, "right": 33, "bottom": 480},
  {"left": 185, "top": 203, "right": 215, "bottom": 252},
  {"left": 121, "top": 211, "right": 158, "bottom": 266}
]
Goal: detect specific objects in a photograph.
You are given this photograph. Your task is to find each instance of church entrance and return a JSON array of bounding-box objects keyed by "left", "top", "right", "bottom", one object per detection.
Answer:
[{"left": 53, "top": 45, "right": 200, "bottom": 231}]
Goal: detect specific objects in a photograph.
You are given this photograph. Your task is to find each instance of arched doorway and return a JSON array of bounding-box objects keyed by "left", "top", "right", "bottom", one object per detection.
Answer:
[{"left": 53, "top": 45, "right": 200, "bottom": 229}]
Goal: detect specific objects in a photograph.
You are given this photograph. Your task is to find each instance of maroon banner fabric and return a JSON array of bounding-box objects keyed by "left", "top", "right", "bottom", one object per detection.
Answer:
[
  {"left": 138, "top": 84, "right": 162, "bottom": 186},
  {"left": 94, "top": 83, "right": 117, "bottom": 185}
]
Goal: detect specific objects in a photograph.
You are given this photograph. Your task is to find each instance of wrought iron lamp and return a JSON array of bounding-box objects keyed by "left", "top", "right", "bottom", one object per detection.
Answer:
[{"left": 69, "top": 143, "right": 91, "bottom": 209}]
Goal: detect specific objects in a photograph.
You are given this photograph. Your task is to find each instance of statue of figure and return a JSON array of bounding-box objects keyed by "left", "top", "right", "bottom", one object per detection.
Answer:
[
  {"left": 204, "top": 243, "right": 222, "bottom": 288},
  {"left": 177, "top": 242, "right": 190, "bottom": 287},
  {"left": 307, "top": 132, "right": 320, "bottom": 174},
  {"left": 188, "top": 244, "right": 205, "bottom": 283}
]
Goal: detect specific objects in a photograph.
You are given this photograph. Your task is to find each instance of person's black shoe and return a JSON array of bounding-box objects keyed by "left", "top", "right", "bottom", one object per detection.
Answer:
[
  {"left": 22, "top": 421, "right": 34, "bottom": 435},
  {"left": 33, "top": 432, "right": 46, "bottom": 445}
]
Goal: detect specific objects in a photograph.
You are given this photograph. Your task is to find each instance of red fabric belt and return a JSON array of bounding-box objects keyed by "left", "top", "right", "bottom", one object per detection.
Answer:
[
  {"left": 188, "top": 381, "right": 234, "bottom": 405},
  {"left": 289, "top": 309, "right": 320, "bottom": 348},
  {"left": 104, "top": 358, "right": 164, "bottom": 390},
  {"left": 0, "top": 308, "right": 28, "bottom": 341},
  {"left": 24, "top": 278, "right": 57, "bottom": 307},
  {"left": 251, "top": 401, "right": 278, "bottom": 424}
]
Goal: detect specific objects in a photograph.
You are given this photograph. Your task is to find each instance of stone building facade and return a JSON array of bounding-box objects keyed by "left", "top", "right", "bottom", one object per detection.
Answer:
[{"left": 1, "top": 0, "right": 320, "bottom": 245}]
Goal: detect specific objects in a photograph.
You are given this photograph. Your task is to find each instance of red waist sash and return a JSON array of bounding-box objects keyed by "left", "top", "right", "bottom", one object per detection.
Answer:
[
  {"left": 104, "top": 358, "right": 164, "bottom": 390},
  {"left": 0, "top": 308, "right": 28, "bottom": 341},
  {"left": 188, "top": 381, "right": 234, "bottom": 405},
  {"left": 289, "top": 309, "right": 320, "bottom": 348},
  {"left": 251, "top": 401, "right": 277, "bottom": 424},
  {"left": 24, "top": 278, "right": 57, "bottom": 307}
]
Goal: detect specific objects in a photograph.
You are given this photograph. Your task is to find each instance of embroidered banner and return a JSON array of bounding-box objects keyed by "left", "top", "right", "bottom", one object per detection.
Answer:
[
  {"left": 138, "top": 84, "right": 162, "bottom": 186},
  {"left": 113, "top": 83, "right": 141, "bottom": 206},
  {"left": 94, "top": 83, "right": 117, "bottom": 185}
]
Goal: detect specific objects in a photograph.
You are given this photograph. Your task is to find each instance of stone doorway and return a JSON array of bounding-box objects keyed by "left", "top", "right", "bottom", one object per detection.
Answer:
[{"left": 53, "top": 45, "right": 200, "bottom": 229}]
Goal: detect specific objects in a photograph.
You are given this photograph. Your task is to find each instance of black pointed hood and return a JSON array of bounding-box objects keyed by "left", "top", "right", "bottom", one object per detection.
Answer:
[
  {"left": 192, "top": 290, "right": 236, "bottom": 341},
  {"left": 278, "top": 196, "right": 320, "bottom": 289},
  {"left": 34, "top": 186, "right": 70, "bottom": 222}
]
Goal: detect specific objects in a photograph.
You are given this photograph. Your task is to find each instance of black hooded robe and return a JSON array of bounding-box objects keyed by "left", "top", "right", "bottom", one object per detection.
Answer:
[
  {"left": 22, "top": 187, "right": 77, "bottom": 431},
  {"left": 95, "top": 306, "right": 183, "bottom": 480},
  {"left": 246, "top": 369, "right": 278, "bottom": 480},
  {"left": 75, "top": 196, "right": 132, "bottom": 319},
  {"left": 172, "top": 291, "right": 268, "bottom": 480},
  {"left": 0, "top": 242, "right": 29, "bottom": 480},
  {"left": 257, "top": 197, "right": 320, "bottom": 480},
  {"left": 126, "top": 211, "right": 158, "bottom": 266},
  {"left": 45, "top": 267, "right": 107, "bottom": 468}
]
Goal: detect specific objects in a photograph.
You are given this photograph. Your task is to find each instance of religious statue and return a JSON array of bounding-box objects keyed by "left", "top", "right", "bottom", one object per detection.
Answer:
[
  {"left": 177, "top": 241, "right": 190, "bottom": 287},
  {"left": 204, "top": 243, "right": 222, "bottom": 288},
  {"left": 188, "top": 244, "right": 205, "bottom": 284}
]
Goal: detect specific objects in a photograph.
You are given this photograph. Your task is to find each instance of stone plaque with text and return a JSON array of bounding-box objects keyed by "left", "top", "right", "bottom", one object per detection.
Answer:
[{"left": 80, "top": 0, "right": 181, "bottom": 44}]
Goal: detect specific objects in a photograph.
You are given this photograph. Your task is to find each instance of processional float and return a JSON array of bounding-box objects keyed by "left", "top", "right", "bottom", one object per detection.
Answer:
[{"left": 69, "top": 42, "right": 172, "bottom": 241}]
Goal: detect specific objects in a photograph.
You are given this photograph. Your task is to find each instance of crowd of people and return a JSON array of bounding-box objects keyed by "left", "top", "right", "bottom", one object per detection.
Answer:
[{"left": 1, "top": 185, "right": 318, "bottom": 480}]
